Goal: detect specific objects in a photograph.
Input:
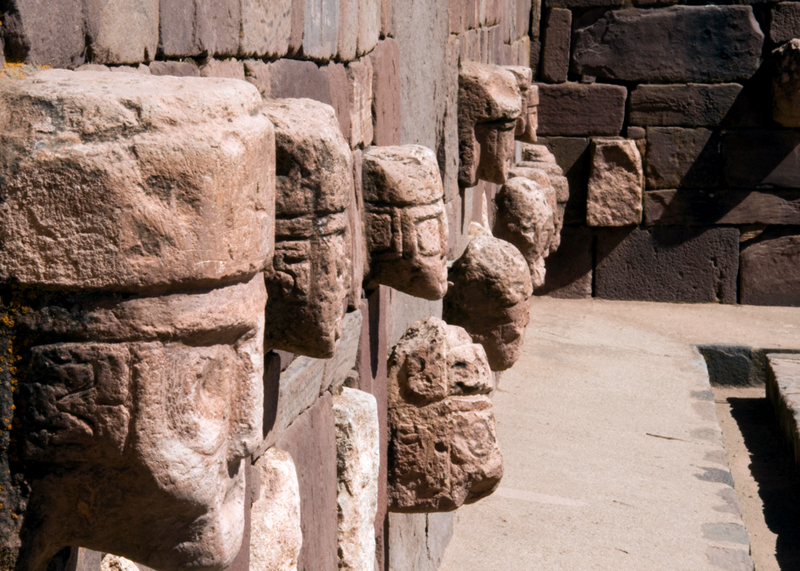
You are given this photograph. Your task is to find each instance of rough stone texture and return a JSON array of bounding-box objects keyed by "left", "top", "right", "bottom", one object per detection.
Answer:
[
  {"left": 766, "top": 354, "right": 800, "bottom": 468},
  {"left": 159, "top": 0, "right": 242, "bottom": 58},
  {"left": 493, "top": 177, "right": 557, "bottom": 288},
  {"left": 595, "top": 227, "right": 739, "bottom": 303},
  {"left": 240, "top": 0, "right": 292, "bottom": 58},
  {"left": 721, "top": 130, "right": 800, "bottom": 188},
  {"left": 148, "top": 60, "right": 200, "bottom": 76},
  {"left": 387, "top": 318, "right": 503, "bottom": 512},
  {"left": 536, "top": 226, "right": 593, "bottom": 299},
  {"left": 303, "top": 0, "right": 340, "bottom": 60},
  {"left": 572, "top": 6, "right": 765, "bottom": 83},
  {"left": 537, "top": 136, "right": 591, "bottom": 225},
  {"left": 444, "top": 236, "right": 533, "bottom": 371},
  {"left": 0, "top": 0, "right": 86, "bottom": 67},
  {"left": 644, "top": 189, "right": 800, "bottom": 226},
  {"left": 387, "top": 513, "right": 453, "bottom": 571},
  {"left": 0, "top": 70, "right": 274, "bottom": 292},
  {"left": 101, "top": 554, "right": 139, "bottom": 571},
  {"left": 85, "top": 0, "right": 158, "bottom": 64},
  {"left": 740, "top": 236, "right": 800, "bottom": 306},
  {"left": 503, "top": 66, "right": 534, "bottom": 141},
  {"left": 645, "top": 127, "right": 719, "bottom": 190},
  {"left": 541, "top": 8, "right": 571, "bottom": 83},
  {"left": 346, "top": 58, "right": 374, "bottom": 149},
  {"left": 458, "top": 62, "right": 523, "bottom": 187},
  {"left": 629, "top": 84, "right": 743, "bottom": 127},
  {"left": 357, "top": 0, "right": 381, "bottom": 56},
  {"left": 251, "top": 448, "right": 303, "bottom": 571},
  {"left": 200, "top": 58, "right": 245, "bottom": 79},
  {"left": 507, "top": 160, "right": 566, "bottom": 250},
  {"left": 370, "top": 39, "right": 402, "bottom": 146},
  {"left": 536, "top": 83, "right": 627, "bottom": 137},
  {"left": 587, "top": 138, "right": 644, "bottom": 227},
  {"left": 772, "top": 39, "right": 800, "bottom": 128},
  {"left": 338, "top": 0, "right": 359, "bottom": 61},
  {"left": 262, "top": 99, "right": 352, "bottom": 359},
  {"left": 333, "top": 388, "right": 380, "bottom": 571},
  {"left": 770, "top": 3, "right": 800, "bottom": 46},
  {"left": 362, "top": 145, "right": 449, "bottom": 300}
]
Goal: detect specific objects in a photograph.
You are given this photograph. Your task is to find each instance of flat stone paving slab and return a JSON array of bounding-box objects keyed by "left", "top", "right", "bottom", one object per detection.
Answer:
[{"left": 439, "top": 298, "right": 800, "bottom": 571}]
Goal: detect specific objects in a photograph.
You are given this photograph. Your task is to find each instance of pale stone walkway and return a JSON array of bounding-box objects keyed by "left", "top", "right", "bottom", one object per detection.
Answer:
[{"left": 439, "top": 298, "right": 800, "bottom": 571}]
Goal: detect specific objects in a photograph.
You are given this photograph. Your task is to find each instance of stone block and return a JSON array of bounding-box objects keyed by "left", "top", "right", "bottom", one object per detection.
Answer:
[
  {"left": 159, "top": 0, "right": 241, "bottom": 57},
  {"left": 290, "top": 0, "right": 305, "bottom": 53},
  {"left": 721, "top": 130, "right": 800, "bottom": 188},
  {"left": 587, "top": 138, "right": 643, "bottom": 226},
  {"left": 240, "top": 0, "right": 292, "bottom": 58},
  {"left": 541, "top": 8, "right": 571, "bottom": 83},
  {"left": 381, "top": 0, "right": 393, "bottom": 37},
  {"left": 199, "top": 58, "right": 245, "bottom": 79},
  {"left": 771, "top": 3, "right": 800, "bottom": 45},
  {"left": 629, "top": 84, "right": 743, "bottom": 127},
  {"left": 243, "top": 59, "right": 271, "bottom": 96},
  {"left": 538, "top": 136, "right": 591, "bottom": 225},
  {"left": 572, "top": 6, "right": 764, "bottom": 83},
  {"left": 339, "top": 0, "right": 359, "bottom": 61},
  {"left": 357, "top": 0, "right": 381, "bottom": 55},
  {"left": 85, "top": 0, "right": 158, "bottom": 64},
  {"left": 772, "top": 39, "right": 800, "bottom": 128},
  {"left": 595, "top": 227, "right": 739, "bottom": 303},
  {"left": 1, "top": 0, "right": 86, "bottom": 67},
  {"left": 148, "top": 60, "right": 200, "bottom": 76},
  {"left": 303, "top": 0, "right": 340, "bottom": 61},
  {"left": 346, "top": 58, "right": 374, "bottom": 148},
  {"left": 546, "top": 0, "right": 621, "bottom": 8},
  {"left": 536, "top": 83, "right": 627, "bottom": 137},
  {"left": 645, "top": 127, "right": 719, "bottom": 190},
  {"left": 766, "top": 355, "right": 800, "bottom": 471},
  {"left": 387, "top": 513, "right": 454, "bottom": 571},
  {"left": 535, "top": 226, "right": 593, "bottom": 298},
  {"left": 370, "top": 39, "right": 402, "bottom": 146},
  {"left": 740, "top": 235, "right": 800, "bottom": 306},
  {"left": 644, "top": 189, "right": 800, "bottom": 226},
  {"left": 334, "top": 388, "right": 380, "bottom": 571},
  {"left": 268, "top": 58, "right": 331, "bottom": 100}
]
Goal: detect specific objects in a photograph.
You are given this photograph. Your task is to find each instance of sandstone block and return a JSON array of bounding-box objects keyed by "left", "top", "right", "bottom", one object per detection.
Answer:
[
  {"left": 644, "top": 189, "right": 800, "bottom": 226},
  {"left": 740, "top": 235, "right": 800, "bottom": 306},
  {"left": 338, "top": 0, "right": 359, "bottom": 61},
  {"left": 370, "top": 39, "right": 402, "bottom": 146},
  {"left": 0, "top": 0, "right": 85, "bottom": 67},
  {"left": 587, "top": 138, "right": 643, "bottom": 227},
  {"left": 357, "top": 0, "right": 381, "bottom": 56},
  {"left": 333, "top": 388, "right": 380, "bottom": 571},
  {"left": 159, "top": 0, "right": 241, "bottom": 57},
  {"left": 536, "top": 83, "right": 627, "bottom": 137},
  {"left": 386, "top": 513, "right": 454, "bottom": 571},
  {"left": 766, "top": 355, "right": 800, "bottom": 469},
  {"left": 772, "top": 39, "right": 800, "bottom": 128},
  {"left": 444, "top": 236, "right": 533, "bottom": 370},
  {"left": 541, "top": 8, "right": 571, "bottom": 83},
  {"left": 595, "top": 227, "right": 739, "bottom": 303},
  {"left": 629, "top": 84, "right": 743, "bottom": 127},
  {"left": 303, "top": 0, "right": 340, "bottom": 61},
  {"left": 535, "top": 226, "right": 593, "bottom": 299},
  {"left": 503, "top": 66, "right": 535, "bottom": 142},
  {"left": 240, "top": 0, "right": 292, "bottom": 58},
  {"left": 0, "top": 70, "right": 274, "bottom": 292},
  {"left": 770, "top": 3, "right": 800, "bottom": 45},
  {"left": 388, "top": 318, "right": 503, "bottom": 512},
  {"left": 200, "top": 58, "right": 245, "bottom": 79},
  {"left": 546, "top": 0, "right": 620, "bottom": 8},
  {"left": 721, "top": 130, "right": 800, "bottom": 188},
  {"left": 572, "top": 6, "right": 764, "bottom": 83},
  {"left": 85, "top": 0, "right": 158, "bottom": 64},
  {"left": 148, "top": 60, "right": 200, "bottom": 76},
  {"left": 346, "top": 58, "right": 374, "bottom": 148},
  {"left": 645, "top": 127, "right": 719, "bottom": 190}
]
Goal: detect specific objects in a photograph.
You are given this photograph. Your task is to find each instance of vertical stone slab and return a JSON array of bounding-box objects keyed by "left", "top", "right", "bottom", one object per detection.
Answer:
[
  {"left": 159, "top": 0, "right": 241, "bottom": 57},
  {"left": 370, "top": 39, "right": 402, "bottom": 146},
  {"left": 586, "top": 138, "right": 643, "bottom": 227},
  {"left": 347, "top": 58, "right": 375, "bottom": 148},
  {"left": 240, "top": 0, "right": 292, "bottom": 58},
  {"left": 304, "top": 0, "right": 340, "bottom": 60},
  {"left": 0, "top": 0, "right": 86, "bottom": 67},
  {"left": 85, "top": 0, "right": 158, "bottom": 64},
  {"left": 338, "top": 0, "right": 359, "bottom": 61},
  {"left": 770, "top": 3, "right": 800, "bottom": 45},
  {"left": 357, "top": 0, "right": 381, "bottom": 55},
  {"left": 540, "top": 8, "right": 571, "bottom": 83},
  {"left": 740, "top": 235, "right": 800, "bottom": 306}
]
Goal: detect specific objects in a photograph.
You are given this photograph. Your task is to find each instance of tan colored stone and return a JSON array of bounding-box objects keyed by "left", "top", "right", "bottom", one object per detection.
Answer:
[
  {"left": 0, "top": 69, "right": 275, "bottom": 293},
  {"left": 443, "top": 236, "right": 532, "bottom": 371},
  {"left": 347, "top": 58, "right": 374, "bottom": 149},
  {"left": 388, "top": 318, "right": 503, "bottom": 512},
  {"left": 262, "top": 99, "right": 353, "bottom": 359},
  {"left": 503, "top": 66, "right": 534, "bottom": 141},
  {"left": 773, "top": 39, "right": 800, "bottom": 128},
  {"left": 100, "top": 554, "right": 139, "bottom": 571},
  {"left": 240, "top": 0, "right": 292, "bottom": 58},
  {"left": 362, "top": 145, "right": 449, "bottom": 300},
  {"left": 587, "top": 138, "right": 644, "bottom": 227},
  {"left": 85, "top": 0, "right": 159, "bottom": 64},
  {"left": 357, "top": 0, "right": 381, "bottom": 56}
]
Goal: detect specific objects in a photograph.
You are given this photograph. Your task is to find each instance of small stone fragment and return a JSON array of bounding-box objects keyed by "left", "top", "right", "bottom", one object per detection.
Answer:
[{"left": 586, "top": 138, "right": 644, "bottom": 227}]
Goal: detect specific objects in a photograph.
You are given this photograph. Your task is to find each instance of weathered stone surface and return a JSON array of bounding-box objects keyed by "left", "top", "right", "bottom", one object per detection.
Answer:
[
  {"left": 303, "top": 0, "right": 340, "bottom": 61},
  {"left": 85, "top": 0, "right": 158, "bottom": 64},
  {"left": 148, "top": 60, "right": 200, "bottom": 76},
  {"left": 387, "top": 318, "right": 503, "bottom": 512},
  {"left": 503, "top": 66, "right": 534, "bottom": 141},
  {"left": 251, "top": 448, "right": 302, "bottom": 571},
  {"left": 644, "top": 189, "right": 800, "bottom": 226},
  {"left": 740, "top": 235, "right": 800, "bottom": 306},
  {"left": 101, "top": 554, "right": 139, "bottom": 571},
  {"left": 773, "top": 39, "right": 800, "bottom": 128},
  {"left": 458, "top": 61, "right": 523, "bottom": 187},
  {"left": 537, "top": 83, "right": 627, "bottom": 137},
  {"left": 387, "top": 513, "right": 453, "bottom": 571},
  {"left": 537, "top": 136, "right": 591, "bottom": 225},
  {"left": 444, "top": 236, "right": 533, "bottom": 370},
  {"left": 645, "top": 127, "right": 719, "bottom": 190},
  {"left": 240, "top": 0, "right": 292, "bottom": 58},
  {"left": 587, "top": 138, "right": 643, "bottom": 227},
  {"left": 536, "top": 226, "right": 593, "bottom": 299},
  {"left": 159, "top": 0, "right": 241, "bottom": 57},
  {"left": 357, "top": 0, "right": 381, "bottom": 56},
  {"left": 346, "top": 58, "right": 374, "bottom": 148},
  {"left": 0, "top": 0, "right": 85, "bottom": 67},
  {"left": 767, "top": 354, "right": 800, "bottom": 468},
  {"left": 629, "top": 84, "right": 743, "bottom": 127},
  {"left": 262, "top": 99, "right": 352, "bottom": 359},
  {"left": 572, "top": 6, "right": 764, "bottom": 83},
  {"left": 541, "top": 8, "right": 571, "bottom": 83},
  {"left": 508, "top": 156, "right": 567, "bottom": 249},
  {"left": 370, "top": 39, "right": 402, "bottom": 146},
  {"left": 338, "top": 0, "right": 359, "bottom": 61},
  {"left": 595, "top": 227, "right": 739, "bottom": 303},
  {"left": 770, "top": 3, "right": 800, "bottom": 45},
  {"left": 546, "top": 0, "right": 620, "bottom": 8},
  {"left": 362, "top": 145, "right": 449, "bottom": 300},
  {"left": 721, "top": 130, "right": 800, "bottom": 188},
  {"left": 333, "top": 388, "right": 380, "bottom": 571},
  {"left": 200, "top": 58, "right": 245, "bottom": 79},
  {"left": 0, "top": 70, "right": 274, "bottom": 292}
]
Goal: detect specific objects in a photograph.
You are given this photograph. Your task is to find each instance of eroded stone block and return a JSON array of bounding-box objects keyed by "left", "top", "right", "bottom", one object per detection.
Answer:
[
  {"left": 0, "top": 0, "right": 85, "bottom": 67},
  {"left": 362, "top": 145, "right": 449, "bottom": 301},
  {"left": 388, "top": 318, "right": 503, "bottom": 512},
  {"left": 740, "top": 235, "right": 800, "bottom": 306},
  {"left": 503, "top": 66, "right": 535, "bottom": 143},
  {"left": 240, "top": 0, "right": 292, "bottom": 58},
  {"left": 770, "top": 3, "right": 800, "bottom": 46},
  {"left": 159, "top": 0, "right": 241, "bottom": 57},
  {"left": 443, "top": 236, "right": 533, "bottom": 371},
  {"left": 85, "top": 0, "right": 158, "bottom": 64},
  {"left": 541, "top": 8, "right": 571, "bottom": 83},
  {"left": 587, "top": 138, "right": 643, "bottom": 227},
  {"left": 536, "top": 83, "right": 627, "bottom": 137},
  {"left": 303, "top": 0, "right": 340, "bottom": 61},
  {"left": 370, "top": 39, "right": 402, "bottom": 146},
  {"left": 773, "top": 39, "right": 800, "bottom": 128},
  {"left": 347, "top": 58, "right": 374, "bottom": 148},
  {"left": 629, "top": 84, "right": 743, "bottom": 127}
]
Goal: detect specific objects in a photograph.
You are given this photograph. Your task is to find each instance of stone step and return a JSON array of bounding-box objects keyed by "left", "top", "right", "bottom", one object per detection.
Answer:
[{"left": 766, "top": 353, "right": 800, "bottom": 467}]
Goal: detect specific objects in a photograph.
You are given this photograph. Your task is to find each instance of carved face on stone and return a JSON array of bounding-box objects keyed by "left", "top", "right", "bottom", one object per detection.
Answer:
[
  {"left": 503, "top": 66, "right": 536, "bottom": 143},
  {"left": 443, "top": 236, "right": 533, "bottom": 371},
  {"left": 262, "top": 99, "right": 353, "bottom": 359},
  {"left": 362, "top": 145, "right": 449, "bottom": 300},
  {"left": 458, "top": 62, "right": 523, "bottom": 188},
  {"left": 388, "top": 318, "right": 503, "bottom": 512}
]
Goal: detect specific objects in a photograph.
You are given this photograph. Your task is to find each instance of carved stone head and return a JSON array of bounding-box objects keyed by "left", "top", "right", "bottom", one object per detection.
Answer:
[
  {"left": 262, "top": 99, "right": 354, "bottom": 359},
  {"left": 458, "top": 62, "right": 523, "bottom": 188},
  {"left": 362, "top": 145, "right": 449, "bottom": 300},
  {"left": 502, "top": 66, "right": 538, "bottom": 143},
  {"left": 388, "top": 318, "right": 503, "bottom": 512},
  {"left": 443, "top": 236, "right": 532, "bottom": 371}
]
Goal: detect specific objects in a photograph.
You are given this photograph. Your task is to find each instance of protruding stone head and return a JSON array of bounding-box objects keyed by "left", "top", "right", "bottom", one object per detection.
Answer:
[
  {"left": 388, "top": 318, "right": 503, "bottom": 512},
  {"left": 458, "top": 62, "right": 523, "bottom": 188},
  {"left": 503, "top": 66, "right": 538, "bottom": 143},
  {"left": 262, "top": 98, "right": 354, "bottom": 359},
  {"left": 362, "top": 145, "right": 449, "bottom": 300},
  {"left": 773, "top": 39, "right": 800, "bottom": 128},
  {"left": 443, "top": 236, "right": 532, "bottom": 371}
]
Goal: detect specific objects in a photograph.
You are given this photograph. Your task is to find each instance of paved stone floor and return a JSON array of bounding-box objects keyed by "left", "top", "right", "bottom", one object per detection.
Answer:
[{"left": 439, "top": 298, "right": 800, "bottom": 571}]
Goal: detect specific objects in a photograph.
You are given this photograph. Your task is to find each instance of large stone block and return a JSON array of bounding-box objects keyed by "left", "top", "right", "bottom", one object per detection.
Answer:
[
  {"left": 240, "top": 0, "right": 292, "bottom": 58},
  {"left": 85, "top": 0, "right": 158, "bottom": 64},
  {"left": 346, "top": 58, "right": 374, "bottom": 148},
  {"left": 770, "top": 3, "right": 800, "bottom": 45},
  {"left": 721, "top": 130, "right": 800, "bottom": 188},
  {"left": 595, "top": 227, "right": 739, "bottom": 303},
  {"left": 536, "top": 83, "right": 627, "bottom": 137},
  {"left": 357, "top": 0, "right": 381, "bottom": 56},
  {"left": 645, "top": 127, "right": 719, "bottom": 190},
  {"left": 587, "top": 138, "right": 643, "bottom": 227},
  {"left": 370, "top": 39, "right": 402, "bottom": 146},
  {"left": 159, "top": 0, "right": 241, "bottom": 57},
  {"left": 644, "top": 189, "right": 800, "bottom": 226},
  {"left": 338, "top": 0, "right": 359, "bottom": 61},
  {"left": 572, "top": 6, "right": 764, "bottom": 83},
  {"left": 629, "top": 84, "right": 743, "bottom": 127},
  {"left": 303, "top": 0, "right": 340, "bottom": 61},
  {"left": 148, "top": 60, "right": 200, "bottom": 76},
  {"left": 387, "top": 513, "right": 454, "bottom": 571},
  {"left": 541, "top": 8, "right": 571, "bottom": 83},
  {"left": 772, "top": 39, "right": 800, "bottom": 128},
  {"left": 740, "top": 235, "right": 800, "bottom": 306},
  {"left": 0, "top": 70, "right": 274, "bottom": 292},
  {"left": 536, "top": 226, "right": 593, "bottom": 299},
  {"left": 0, "top": 0, "right": 85, "bottom": 67}
]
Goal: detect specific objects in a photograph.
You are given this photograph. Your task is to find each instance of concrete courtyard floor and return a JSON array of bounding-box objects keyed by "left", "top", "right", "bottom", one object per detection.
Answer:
[{"left": 439, "top": 297, "right": 800, "bottom": 571}]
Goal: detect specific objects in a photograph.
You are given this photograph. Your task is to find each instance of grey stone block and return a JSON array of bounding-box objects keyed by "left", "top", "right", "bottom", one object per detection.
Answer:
[
  {"left": 537, "top": 83, "right": 627, "bottom": 137},
  {"left": 741, "top": 236, "right": 800, "bottom": 306},
  {"left": 721, "top": 130, "right": 800, "bottom": 188},
  {"left": 644, "top": 189, "right": 800, "bottom": 226},
  {"left": 629, "top": 84, "right": 743, "bottom": 127},
  {"left": 239, "top": 0, "right": 292, "bottom": 58},
  {"left": 86, "top": 0, "right": 158, "bottom": 64},
  {"left": 645, "top": 127, "right": 719, "bottom": 190},
  {"left": 1, "top": 0, "right": 86, "bottom": 67},
  {"left": 770, "top": 3, "right": 800, "bottom": 45},
  {"left": 303, "top": 0, "right": 340, "bottom": 60},
  {"left": 541, "top": 8, "right": 571, "bottom": 83},
  {"left": 159, "top": 0, "right": 241, "bottom": 57}
]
